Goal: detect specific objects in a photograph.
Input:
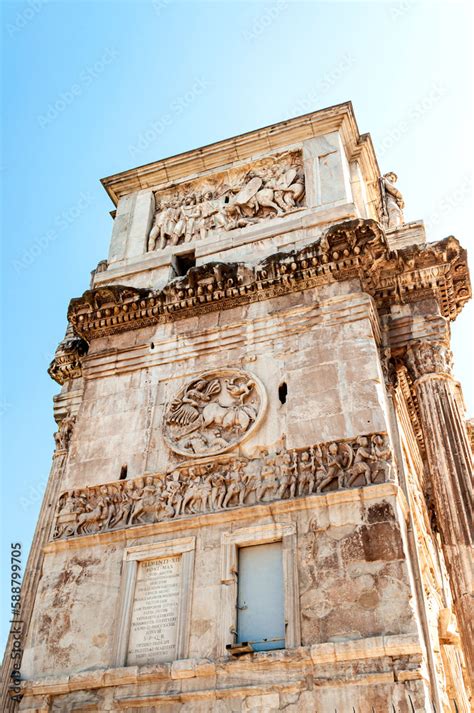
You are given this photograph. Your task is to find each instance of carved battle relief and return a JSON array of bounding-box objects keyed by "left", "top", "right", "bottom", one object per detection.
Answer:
[
  {"left": 163, "top": 369, "right": 266, "bottom": 457},
  {"left": 147, "top": 151, "right": 305, "bottom": 251},
  {"left": 51, "top": 433, "right": 393, "bottom": 540}
]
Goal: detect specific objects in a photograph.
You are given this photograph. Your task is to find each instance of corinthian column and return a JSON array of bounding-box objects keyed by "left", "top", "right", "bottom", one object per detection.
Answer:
[{"left": 405, "top": 340, "right": 474, "bottom": 681}]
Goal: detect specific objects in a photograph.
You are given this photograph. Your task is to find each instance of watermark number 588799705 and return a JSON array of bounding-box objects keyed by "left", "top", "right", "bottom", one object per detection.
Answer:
[{"left": 9, "top": 543, "right": 23, "bottom": 703}]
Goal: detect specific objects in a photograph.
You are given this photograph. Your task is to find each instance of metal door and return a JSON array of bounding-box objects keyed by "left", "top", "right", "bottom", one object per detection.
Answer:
[{"left": 236, "top": 541, "right": 285, "bottom": 651}]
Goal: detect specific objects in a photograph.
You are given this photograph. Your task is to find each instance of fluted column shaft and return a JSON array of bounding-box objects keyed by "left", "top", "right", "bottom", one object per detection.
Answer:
[{"left": 406, "top": 341, "right": 473, "bottom": 682}]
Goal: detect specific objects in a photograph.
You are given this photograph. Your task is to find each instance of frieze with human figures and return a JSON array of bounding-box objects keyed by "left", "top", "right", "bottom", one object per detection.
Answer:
[
  {"left": 52, "top": 433, "right": 392, "bottom": 540},
  {"left": 147, "top": 150, "right": 304, "bottom": 250}
]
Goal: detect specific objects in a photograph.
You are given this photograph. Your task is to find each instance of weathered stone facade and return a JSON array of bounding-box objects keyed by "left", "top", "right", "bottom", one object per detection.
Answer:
[{"left": 2, "top": 103, "right": 472, "bottom": 712}]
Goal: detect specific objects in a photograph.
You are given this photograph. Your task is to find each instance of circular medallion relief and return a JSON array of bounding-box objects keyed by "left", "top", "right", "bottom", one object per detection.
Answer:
[{"left": 163, "top": 369, "right": 266, "bottom": 457}]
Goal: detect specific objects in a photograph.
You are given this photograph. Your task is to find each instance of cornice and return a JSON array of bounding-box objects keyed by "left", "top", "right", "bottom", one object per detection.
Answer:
[
  {"left": 101, "top": 102, "right": 379, "bottom": 204},
  {"left": 67, "top": 219, "right": 471, "bottom": 344},
  {"left": 20, "top": 633, "right": 421, "bottom": 698}
]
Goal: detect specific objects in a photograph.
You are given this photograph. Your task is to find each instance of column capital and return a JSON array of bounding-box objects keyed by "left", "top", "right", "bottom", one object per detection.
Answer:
[
  {"left": 404, "top": 340, "right": 453, "bottom": 381},
  {"left": 48, "top": 324, "right": 88, "bottom": 385}
]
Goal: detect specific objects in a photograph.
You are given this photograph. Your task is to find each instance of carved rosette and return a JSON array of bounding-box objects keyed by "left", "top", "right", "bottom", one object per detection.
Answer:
[
  {"left": 405, "top": 340, "right": 453, "bottom": 381},
  {"left": 163, "top": 369, "right": 266, "bottom": 457}
]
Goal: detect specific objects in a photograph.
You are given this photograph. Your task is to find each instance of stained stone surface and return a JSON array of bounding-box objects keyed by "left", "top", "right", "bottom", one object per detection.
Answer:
[
  {"left": 21, "top": 494, "right": 416, "bottom": 677},
  {"left": 4, "top": 105, "right": 472, "bottom": 713}
]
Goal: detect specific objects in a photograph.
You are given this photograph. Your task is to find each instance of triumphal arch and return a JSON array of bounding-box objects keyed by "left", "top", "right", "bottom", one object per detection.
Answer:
[{"left": 3, "top": 103, "right": 472, "bottom": 712}]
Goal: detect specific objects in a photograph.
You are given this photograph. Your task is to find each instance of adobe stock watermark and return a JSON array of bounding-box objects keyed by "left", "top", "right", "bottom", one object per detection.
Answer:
[
  {"left": 12, "top": 191, "right": 94, "bottom": 273},
  {"left": 5, "top": 0, "right": 48, "bottom": 38},
  {"left": 388, "top": 0, "right": 417, "bottom": 21},
  {"left": 424, "top": 174, "right": 472, "bottom": 234},
  {"left": 19, "top": 476, "right": 49, "bottom": 512},
  {"left": 152, "top": 0, "right": 173, "bottom": 15},
  {"left": 37, "top": 47, "right": 119, "bottom": 128},
  {"left": 8, "top": 543, "right": 23, "bottom": 706},
  {"left": 128, "top": 77, "right": 210, "bottom": 159},
  {"left": 289, "top": 52, "right": 356, "bottom": 115},
  {"left": 0, "top": 397, "right": 13, "bottom": 417},
  {"left": 377, "top": 80, "right": 447, "bottom": 158},
  {"left": 242, "top": 0, "right": 289, "bottom": 42}
]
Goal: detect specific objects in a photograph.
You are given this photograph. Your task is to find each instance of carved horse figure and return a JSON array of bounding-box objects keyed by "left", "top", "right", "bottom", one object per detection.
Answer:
[
  {"left": 176, "top": 379, "right": 256, "bottom": 438},
  {"left": 75, "top": 500, "right": 107, "bottom": 535},
  {"left": 200, "top": 400, "right": 251, "bottom": 432},
  {"left": 181, "top": 473, "right": 207, "bottom": 514},
  {"left": 226, "top": 176, "right": 282, "bottom": 219},
  {"left": 129, "top": 478, "right": 163, "bottom": 524}
]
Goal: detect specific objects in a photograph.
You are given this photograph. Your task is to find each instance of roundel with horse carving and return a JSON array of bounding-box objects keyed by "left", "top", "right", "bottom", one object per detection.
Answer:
[{"left": 163, "top": 369, "right": 267, "bottom": 457}]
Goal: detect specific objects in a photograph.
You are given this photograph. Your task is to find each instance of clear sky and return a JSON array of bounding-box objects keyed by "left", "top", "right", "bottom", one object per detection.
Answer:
[{"left": 1, "top": 0, "right": 472, "bottom": 651}]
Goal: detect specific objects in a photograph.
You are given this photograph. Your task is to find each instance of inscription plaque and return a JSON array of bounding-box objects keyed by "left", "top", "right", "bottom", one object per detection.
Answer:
[{"left": 127, "top": 555, "right": 181, "bottom": 665}]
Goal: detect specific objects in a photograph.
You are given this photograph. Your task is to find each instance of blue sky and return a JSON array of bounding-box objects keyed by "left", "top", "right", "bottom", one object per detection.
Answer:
[{"left": 1, "top": 0, "right": 472, "bottom": 650}]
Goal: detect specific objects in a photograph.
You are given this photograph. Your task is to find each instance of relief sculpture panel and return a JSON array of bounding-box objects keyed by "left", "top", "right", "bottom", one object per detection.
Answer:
[
  {"left": 147, "top": 150, "right": 305, "bottom": 251},
  {"left": 163, "top": 369, "right": 266, "bottom": 457},
  {"left": 52, "top": 433, "right": 393, "bottom": 540}
]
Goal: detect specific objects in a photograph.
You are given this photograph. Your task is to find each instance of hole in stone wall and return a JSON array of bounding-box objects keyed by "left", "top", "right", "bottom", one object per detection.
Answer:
[
  {"left": 150, "top": 342, "right": 155, "bottom": 350},
  {"left": 278, "top": 382, "right": 287, "bottom": 405},
  {"left": 119, "top": 464, "right": 128, "bottom": 480},
  {"left": 172, "top": 251, "right": 196, "bottom": 278}
]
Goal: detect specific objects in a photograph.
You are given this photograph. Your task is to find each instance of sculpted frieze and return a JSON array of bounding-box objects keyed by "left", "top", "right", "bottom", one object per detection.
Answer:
[
  {"left": 51, "top": 432, "right": 392, "bottom": 540},
  {"left": 163, "top": 369, "right": 266, "bottom": 457},
  {"left": 147, "top": 151, "right": 305, "bottom": 250}
]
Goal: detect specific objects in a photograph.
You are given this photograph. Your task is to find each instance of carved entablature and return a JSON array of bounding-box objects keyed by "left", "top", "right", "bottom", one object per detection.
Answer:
[
  {"left": 51, "top": 432, "right": 393, "bottom": 540},
  {"left": 147, "top": 151, "right": 305, "bottom": 251},
  {"left": 163, "top": 369, "right": 266, "bottom": 457},
  {"left": 365, "top": 236, "right": 470, "bottom": 321},
  {"left": 405, "top": 340, "right": 453, "bottom": 381},
  {"left": 67, "top": 220, "right": 471, "bottom": 342},
  {"left": 48, "top": 327, "right": 88, "bottom": 385}
]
